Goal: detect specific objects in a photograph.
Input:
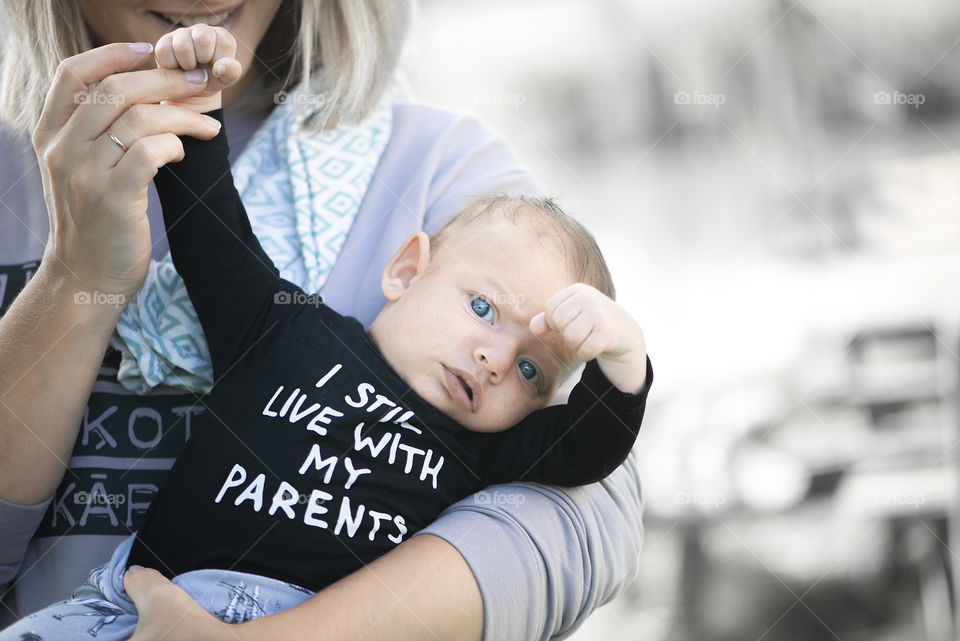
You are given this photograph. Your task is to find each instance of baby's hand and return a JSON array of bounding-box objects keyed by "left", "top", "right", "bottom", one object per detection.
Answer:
[
  {"left": 155, "top": 25, "right": 242, "bottom": 112},
  {"left": 530, "top": 283, "right": 648, "bottom": 394}
]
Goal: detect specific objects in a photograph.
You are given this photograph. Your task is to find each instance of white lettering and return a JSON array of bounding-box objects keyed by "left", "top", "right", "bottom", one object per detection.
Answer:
[
  {"left": 344, "top": 383, "right": 375, "bottom": 408},
  {"left": 215, "top": 464, "right": 247, "bottom": 503},
  {"left": 298, "top": 443, "right": 338, "bottom": 482},
  {"left": 421, "top": 450, "right": 444, "bottom": 490},
  {"left": 234, "top": 473, "right": 266, "bottom": 512},
  {"left": 378, "top": 406, "right": 403, "bottom": 423},
  {"left": 262, "top": 386, "right": 284, "bottom": 417},
  {"left": 366, "top": 394, "right": 396, "bottom": 413},
  {"left": 353, "top": 423, "right": 392, "bottom": 458},
  {"left": 398, "top": 443, "right": 425, "bottom": 474},
  {"left": 367, "top": 510, "right": 391, "bottom": 541},
  {"left": 278, "top": 388, "right": 301, "bottom": 418},
  {"left": 303, "top": 489, "right": 332, "bottom": 527},
  {"left": 315, "top": 363, "right": 342, "bottom": 388},
  {"left": 388, "top": 432, "right": 401, "bottom": 464},
  {"left": 306, "top": 406, "right": 343, "bottom": 436},
  {"left": 289, "top": 394, "right": 320, "bottom": 424},
  {"left": 268, "top": 481, "right": 299, "bottom": 519},
  {"left": 334, "top": 496, "right": 365, "bottom": 538},
  {"left": 389, "top": 515, "right": 408, "bottom": 544},
  {"left": 343, "top": 456, "right": 371, "bottom": 490}
]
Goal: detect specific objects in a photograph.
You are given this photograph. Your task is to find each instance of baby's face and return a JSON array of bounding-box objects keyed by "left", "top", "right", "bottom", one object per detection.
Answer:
[{"left": 370, "top": 216, "right": 579, "bottom": 433}]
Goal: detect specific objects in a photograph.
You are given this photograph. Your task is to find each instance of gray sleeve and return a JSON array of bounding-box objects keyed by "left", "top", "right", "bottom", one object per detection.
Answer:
[
  {"left": 0, "top": 495, "right": 51, "bottom": 594},
  {"left": 418, "top": 452, "right": 644, "bottom": 641}
]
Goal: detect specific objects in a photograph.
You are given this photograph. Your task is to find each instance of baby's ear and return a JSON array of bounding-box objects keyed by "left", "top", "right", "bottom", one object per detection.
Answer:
[{"left": 381, "top": 232, "right": 431, "bottom": 300}]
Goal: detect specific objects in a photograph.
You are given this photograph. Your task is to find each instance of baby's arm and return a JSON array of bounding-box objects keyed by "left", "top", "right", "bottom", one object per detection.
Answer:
[
  {"left": 152, "top": 27, "right": 291, "bottom": 376},
  {"left": 486, "top": 284, "right": 652, "bottom": 486}
]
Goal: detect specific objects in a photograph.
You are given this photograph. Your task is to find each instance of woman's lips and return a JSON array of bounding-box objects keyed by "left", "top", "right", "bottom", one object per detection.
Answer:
[{"left": 148, "top": 2, "right": 245, "bottom": 32}]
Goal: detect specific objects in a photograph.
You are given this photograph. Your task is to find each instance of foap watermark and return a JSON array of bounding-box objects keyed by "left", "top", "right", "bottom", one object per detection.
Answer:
[
  {"left": 873, "top": 90, "right": 925, "bottom": 108},
  {"left": 74, "top": 491, "right": 126, "bottom": 506},
  {"left": 275, "top": 493, "right": 332, "bottom": 506},
  {"left": 73, "top": 290, "right": 126, "bottom": 308},
  {"left": 491, "top": 292, "right": 525, "bottom": 306},
  {"left": 673, "top": 90, "right": 726, "bottom": 109},
  {"left": 273, "top": 90, "right": 328, "bottom": 108},
  {"left": 474, "top": 490, "right": 526, "bottom": 506},
  {"left": 274, "top": 290, "right": 323, "bottom": 308},
  {"left": 874, "top": 491, "right": 926, "bottom": 509},
  {"left": 475, "top": 91, "right": 526, "bottom": 108},
  {"left": 675, "top": 491, "right": 726, "bottom": 509},
  {"left": 74, "top": 91, "right": 125, "bottom": 106}
]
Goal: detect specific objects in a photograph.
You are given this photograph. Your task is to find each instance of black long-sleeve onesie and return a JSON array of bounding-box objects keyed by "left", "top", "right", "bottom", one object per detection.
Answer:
[{"left": 127, "top": 110, "right": 653, "bottom": 591}]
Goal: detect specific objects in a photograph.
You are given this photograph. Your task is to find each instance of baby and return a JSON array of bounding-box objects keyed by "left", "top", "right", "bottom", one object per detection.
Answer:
[{"left": 0, "top": 26, "right": 651, "bottom": 639}]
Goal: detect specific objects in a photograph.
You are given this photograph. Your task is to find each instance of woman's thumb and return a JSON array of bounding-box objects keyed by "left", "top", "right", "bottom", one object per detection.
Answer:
[
  {"left": 122, "top": 566, "right": 225, "bottom": 640},
  {"left": 123, "top": 565, "right": 167, "bottom": 604}
]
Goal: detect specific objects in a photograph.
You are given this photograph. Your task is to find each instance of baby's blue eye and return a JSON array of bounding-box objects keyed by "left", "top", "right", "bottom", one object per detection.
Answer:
[
  {"left": 518, "top": 359, "right": 539, "bottom": 383},
  {"left": 470, "top": 295, "right": 494, "bottom": 323}
]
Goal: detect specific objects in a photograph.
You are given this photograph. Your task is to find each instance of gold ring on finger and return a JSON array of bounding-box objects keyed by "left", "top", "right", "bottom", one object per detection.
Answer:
[{"left": 106, "top": 128, "right": 127, "bottom": 152}]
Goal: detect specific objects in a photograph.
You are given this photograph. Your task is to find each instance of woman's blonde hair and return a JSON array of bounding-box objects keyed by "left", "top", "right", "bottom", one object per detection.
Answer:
[{"left": 0, "top": 0, "right": 412, "bottom": 137}]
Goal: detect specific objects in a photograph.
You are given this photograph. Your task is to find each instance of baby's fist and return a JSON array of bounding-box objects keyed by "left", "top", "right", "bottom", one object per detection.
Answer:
[
  {"left": 155, "top": 25, "right": 242, "bottom": 111},
  {"left": 530, "top": 283, "right": 647, "bottom": 394}
]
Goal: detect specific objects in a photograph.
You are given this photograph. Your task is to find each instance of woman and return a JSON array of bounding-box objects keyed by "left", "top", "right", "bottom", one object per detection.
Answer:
[{"left": 0, "top": 2, "right": 645, "bottom": 639}]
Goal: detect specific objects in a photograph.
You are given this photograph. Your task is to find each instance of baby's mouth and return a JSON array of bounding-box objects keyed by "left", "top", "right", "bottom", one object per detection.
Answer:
[
  {"left": 458, "top": 376, "right": 473, "bottom": 403},
  {"left": 443, "top": 366, "right": 481, "bottom": 414}
]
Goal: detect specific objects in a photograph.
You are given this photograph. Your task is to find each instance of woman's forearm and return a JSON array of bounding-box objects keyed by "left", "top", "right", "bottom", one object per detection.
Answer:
[
  {"left": 0, "top": 262, "right": 124, "bottom": 505},
  {"left": 235, "top": 534, "right": 483, "bottom": 641}
]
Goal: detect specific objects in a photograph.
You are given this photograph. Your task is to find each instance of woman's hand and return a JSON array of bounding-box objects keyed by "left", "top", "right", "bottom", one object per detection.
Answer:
[
  {"left": 32, "top": 41, "right": 224, "bottom": 300},
  {"left": 124, "top": 567, "right": 233, "bottom": 641},
  {"left": 122, "top": 534, "right": 484, "bottom": 641},
  {"left": 0, "top": 41, "right": 228, "bottom": 504}
]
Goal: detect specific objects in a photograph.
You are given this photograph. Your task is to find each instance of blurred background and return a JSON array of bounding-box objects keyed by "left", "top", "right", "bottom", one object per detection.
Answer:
[{"left": 406, "top": 1, "right": 959, "bottom": 639}]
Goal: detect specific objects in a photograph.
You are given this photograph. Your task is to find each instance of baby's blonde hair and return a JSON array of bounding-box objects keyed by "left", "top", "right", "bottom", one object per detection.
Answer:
[
  {"left": 431, "top": 194, "right": 617, "bottom": 300},
  {"left": 0, "top": 0, "right": 412, "bottom": 137}
]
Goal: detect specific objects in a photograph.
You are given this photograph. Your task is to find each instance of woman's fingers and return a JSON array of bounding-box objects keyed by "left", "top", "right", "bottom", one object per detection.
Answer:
[
  {"left": 110, "top": 132, "right": 186, "bottom": 194},
  {"left": 67, "top": 66, "right": 210, "bottom": 143},
  {"left": 124, "top": 566, "right": 229, "bottom": 641},
  {"left": 94, "top": 104, "right": 220, "bottom": 169},
  {"left": 29, "top": 44, "right": 217, "bottom": 302},
  {"left": 35, "top": 42, "right": 154, "bottom": 138}
]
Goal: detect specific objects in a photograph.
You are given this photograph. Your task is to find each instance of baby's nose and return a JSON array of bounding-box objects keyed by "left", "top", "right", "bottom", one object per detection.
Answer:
[{"left": 473, "top": 341, "right": 514, "bottom": 384}]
